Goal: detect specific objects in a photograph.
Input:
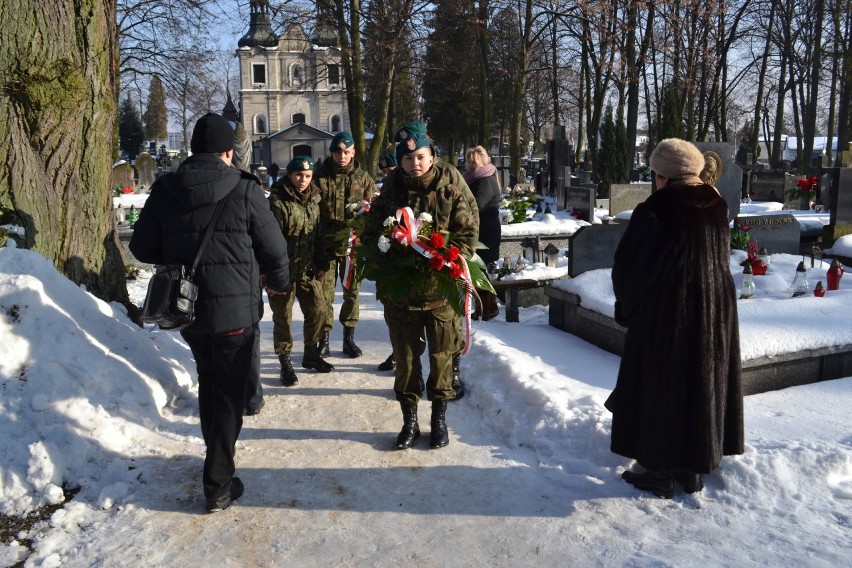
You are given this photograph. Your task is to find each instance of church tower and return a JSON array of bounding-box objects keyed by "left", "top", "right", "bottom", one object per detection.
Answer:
[{"left": 236, "top": 0, "right": 349, "bottom": 169}]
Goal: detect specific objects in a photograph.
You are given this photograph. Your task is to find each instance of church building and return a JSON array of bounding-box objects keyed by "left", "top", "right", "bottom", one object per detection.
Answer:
[{"left": 236, "top": 0, "right": 349, "bottom": 168}]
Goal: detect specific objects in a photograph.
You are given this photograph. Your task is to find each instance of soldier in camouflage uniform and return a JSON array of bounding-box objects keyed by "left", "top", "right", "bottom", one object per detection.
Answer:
[
  {"left": 376, "top": 128, "right": 479, "bottom": 403},
  {"left": 315, "top": 132, "right": 377, "bottom": 358},
  {"left": 268, "top": 156, "right": 334, "bottom": 386},
  {"left": 363, "top": 124, "right": 479, "bottom": 450}
]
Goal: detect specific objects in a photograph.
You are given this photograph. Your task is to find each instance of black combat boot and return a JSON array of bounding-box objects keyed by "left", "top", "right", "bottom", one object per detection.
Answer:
[
  {"left": 450, "top": 354, "right": 465, "bottom": 401},
  {"left": 302, "top": 344, "right": 334, "bottom": 373},
  {"left": 342, "top": 326, "right": 362, "bottom": 358},
  {"left": 279, "top": 353, "right": 298, "bottom": 387},
  {"left": 430, "top": 400, "right": 449, "bottom": 449},
  {"left": 377, "top": 354, "right": 395, "bottom": 371},
  {"left": 395, "top": 403, "right": 420, "bottom": 449},
  {"left": 319, "top": 332, "right": 331, "bottom": 358}
]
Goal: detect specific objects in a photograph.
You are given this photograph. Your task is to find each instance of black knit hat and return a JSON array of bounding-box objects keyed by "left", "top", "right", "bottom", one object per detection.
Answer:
[{"left": 190, "top": 113, "right": 235, "bottom": 154}]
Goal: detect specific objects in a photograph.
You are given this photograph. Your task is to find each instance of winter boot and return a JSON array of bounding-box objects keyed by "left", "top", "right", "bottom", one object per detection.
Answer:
[
  {"left": 674, "top": 470, "right": 704, "bottom": 494},
  {"left": 318, "top": 332, "right": 331, "bottom": 358},
  {"left": 279, "top": 353, "right": 299, "bottom": 387},
  {"left": 430, "top": 400, "right": 449, "bottom": 449},
  {"left": 395, "top": 403, "right": 420, "bottom": 449},
  {"left": 342, "top": 326, "right": 362, "bottom": 358},
  {"left": 450, "top": 354, "right": 465, "bottom": 401},
  {"left": 622, "top": 470, "right": 674, "bottom": 499},
  {"left": 302, "top": 344, "right": 335, "bottom": 373},
  {"left": 377, "top": 353, "right": 395, "bottom": 371}
]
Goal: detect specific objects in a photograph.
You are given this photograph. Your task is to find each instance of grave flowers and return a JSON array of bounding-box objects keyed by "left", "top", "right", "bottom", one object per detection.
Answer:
[
  {"left": 501, "top": 185, "right": 542, "bottom": 223},
  {"left": 354, "top": 207, "right": 494, "bottom": 318},
  {"left": 788, "top": 175, "right": 818, "bottom": 204}
]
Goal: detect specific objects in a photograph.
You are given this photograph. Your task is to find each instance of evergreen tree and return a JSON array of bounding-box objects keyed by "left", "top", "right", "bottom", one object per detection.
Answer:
[
  {"left": 659, "top": 82, "right": 684, "bottom": 140},
  {"left": 614, "top": 114, "right": 630, "bottom": 182},
  {"left": 422, "top": 1, "right": 480, "bottom": 152},
  {"left": 119, "top": 96, "right": 145, "bottom": 161},
  {"left": 143, "top": 74, "right": 168, "bottom": 142},
  {"left": 596, "top": 106, "right": 617, "bottom": 198}
]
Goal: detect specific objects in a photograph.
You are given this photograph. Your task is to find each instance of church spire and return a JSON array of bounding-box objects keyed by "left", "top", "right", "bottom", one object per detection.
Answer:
[{"left": 238, "top": 0, "right": 278, "bottom": 48}]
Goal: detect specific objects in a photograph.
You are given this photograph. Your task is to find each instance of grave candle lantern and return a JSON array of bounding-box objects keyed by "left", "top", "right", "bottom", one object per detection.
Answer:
[
  {"left": 758, "top": 247, "right": 771, "bottom": 268},
  {"left": 543, "top": 243, "right": 560, "bottom": 268},
  {"left": 740, "top": 261, "right": 755, "bottom": 299},
  {"left": 813, "top": 281, "right": 825, "bottom": 297},
  {"left": 826, "top": 259, "right": 844, "bottom": 291},
  {"left": 521, "top": 236, "right": 539, "bottom": 263},
  {"left": 791, "top": 261, "right": 809, "bottom": 297}
]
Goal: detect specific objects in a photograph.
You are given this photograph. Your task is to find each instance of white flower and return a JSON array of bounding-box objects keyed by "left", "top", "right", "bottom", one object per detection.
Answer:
[
  {"left": 418, "top": 212, "right": 433, "bottom": 223},
  {"left": 378, "top": 235, "right": 391, "bottom": 253},
  {"left": 383, "top": 216, "right": 396, "bottom": 227},
  {"left": 347, "top": 202, "right": 361, "bottom": 212},
  {"left": 500, "top": 199, "right": 510, "bottom": 208}
]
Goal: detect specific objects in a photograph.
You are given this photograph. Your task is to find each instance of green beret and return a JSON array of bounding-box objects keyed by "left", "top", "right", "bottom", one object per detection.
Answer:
[
  {"left": 395, "top": 129, "right": 432, "bottom": 160},
  {"left": 379, "top": 152, "right": 397, "bottom": 169},
  {"left": 394, "top": 121, "right": 427, "bottom": 142},
  {"left": 330, "top": 132, "right": 354, "bottom": 151},
  {"left": 286, "top": 155, "right": 314, "bottom": 173}
]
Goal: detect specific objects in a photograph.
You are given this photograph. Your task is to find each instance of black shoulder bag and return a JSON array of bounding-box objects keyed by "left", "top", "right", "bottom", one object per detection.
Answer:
[{"left": 140, "top": 198, "right": 229, "bottom": 331}]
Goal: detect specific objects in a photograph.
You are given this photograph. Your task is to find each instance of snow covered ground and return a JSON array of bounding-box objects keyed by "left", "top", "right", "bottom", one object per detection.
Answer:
[{"left": 1, "top": 244, "right": 850, "bottom": 567}]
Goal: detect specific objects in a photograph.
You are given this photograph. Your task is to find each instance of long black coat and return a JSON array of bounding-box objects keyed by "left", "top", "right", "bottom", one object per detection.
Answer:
[
  {"left": 467, "top": 174, "right": 502, "bottom": 265},
  {"left": 607, "top": 182, "right": 744, "bottom": 473},
  {"left": 130, "top": 154, "right": 289, "bottom": 333}
]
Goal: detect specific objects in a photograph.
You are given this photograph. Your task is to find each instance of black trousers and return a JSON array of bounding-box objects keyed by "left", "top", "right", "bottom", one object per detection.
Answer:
[
  {"left": 245, "top": 322, "right": 263, "bottom": 412},
  {"left": 181, "top": 326, "right": 255, "bottom": 499}
]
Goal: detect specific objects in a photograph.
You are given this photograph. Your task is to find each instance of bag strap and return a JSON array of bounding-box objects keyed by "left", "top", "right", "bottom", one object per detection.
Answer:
[{"left": 188, "top": 193, "right": 230, "bottom": 278}]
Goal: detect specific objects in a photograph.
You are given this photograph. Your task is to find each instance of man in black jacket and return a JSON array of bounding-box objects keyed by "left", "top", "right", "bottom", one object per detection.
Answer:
[{"left": 130, "top": 113, "right": 290, "bottom": 513}]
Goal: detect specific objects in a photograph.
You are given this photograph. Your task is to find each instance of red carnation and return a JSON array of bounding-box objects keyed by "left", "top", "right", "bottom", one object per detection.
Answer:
[
  {"left": 429, "top": 255, "right": 445, "bottom": 270},
  {"left": 449, "top": 262, "right": 463, "bottom": 279},
  {"left": 428, "top": 232, "right": 445, "bottom": 249},
  {"left": 446, "top": 245, "right": 460, "bottom": 262}
]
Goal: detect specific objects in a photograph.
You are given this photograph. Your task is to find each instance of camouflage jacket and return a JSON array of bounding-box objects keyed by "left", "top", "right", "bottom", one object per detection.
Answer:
[
  {"left": 364, "top": 164, "right": 479, "bottom": 307},
  {"left": 268, "top": 179, "right": 329, "bottom": 281},
  {"left": 314, "top": 156, "right": 377, "bottom": 257}
]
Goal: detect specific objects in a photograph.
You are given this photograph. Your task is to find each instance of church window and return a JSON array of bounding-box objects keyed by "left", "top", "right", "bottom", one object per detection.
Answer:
[
  {"left": 252, "top": 63, "right": 267, "bottom": 86},
  {"left": 255, "top": 114, "right": 268, "bottom": 134},
  {"left": 293, "top": 113, "right": 306, "bottom": 124},
  {"left": 327, "top": 63, "right": 340, "bottom": 86},
  {"left": 330, "top": 115, "right": 341, "bottom": 132},
  {"left": 291, "top": 64, "right": 303, "bottom": 86}
]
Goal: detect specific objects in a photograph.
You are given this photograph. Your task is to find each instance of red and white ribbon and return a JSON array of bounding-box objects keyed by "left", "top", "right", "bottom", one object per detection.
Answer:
[{"left": 342, "top": 200, "right": 371, "bottom": 290}]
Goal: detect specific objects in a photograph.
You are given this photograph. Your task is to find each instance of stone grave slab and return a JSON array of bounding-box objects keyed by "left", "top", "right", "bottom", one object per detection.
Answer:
[
  {"left": 609, "top": 183, "right": 652, "bottom": 215},
  {"left": 564, "top": 186, "right": 595, "bottom": 222},
  {"left": 134, "top": 152, "right": 157, "bottom": 191},
  {"left": 736, "top": 213, "right": 801, "bottom": 255},
  {"left": 567, "top": 223, "right": 628, "bottom": 277},
  {"left": 111, "top": 162, "right": 135, "bottom": 192},
  {"left": 831, "top": 168, "right": 852, "bottom": 226}
]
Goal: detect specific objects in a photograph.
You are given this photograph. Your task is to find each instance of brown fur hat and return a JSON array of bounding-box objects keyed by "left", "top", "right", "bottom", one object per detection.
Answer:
[{"left": 649, "top": 138, "right": 706, "bottom": 180}]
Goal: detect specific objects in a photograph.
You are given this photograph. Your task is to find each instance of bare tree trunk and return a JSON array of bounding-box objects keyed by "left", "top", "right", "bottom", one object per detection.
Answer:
[
  {"left": 802, "top": 0, "right": 825, "bottom": 168},
  {"left": 752, "top": 1, "right": 776, "bottom": 164},
  {"left": 0, "top": 0, "right": 128, "bottom": 304},
  {"left": 477, "top": 0, "right": 492, "bottom": 145}
]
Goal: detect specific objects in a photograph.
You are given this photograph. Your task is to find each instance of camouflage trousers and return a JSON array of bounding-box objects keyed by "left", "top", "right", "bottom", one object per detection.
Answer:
[
  {"left": 321, "top": 256, "right": 361, "bottom": 332},
  {"left": 383, "top": 302, "right": 458, "bottom": 405},
  {"left": 268, "top": 278, "right": 325, "bottom": 355}
]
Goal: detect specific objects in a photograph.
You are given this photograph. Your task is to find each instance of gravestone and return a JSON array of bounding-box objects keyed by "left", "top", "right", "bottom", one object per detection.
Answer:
[
  {"left": 609, "top": 183, "right": 652, "bottom": 215},
  {"left": 736, "top": 214, "right": 801, "bottom": 255},
  {"left": 564, "top": 186, "right": 595, "bottom": 222},
  {"left": 111, "top": 162, "right": 135, "bottom": 192},
  {"left": 695, "top": 142, "right": 741, "bottom": 222},
  {"left": 134, "top": 152, "right": 157, "bottom": 190},
  {"left": 748, "top": 171, "right": 787, "bottom": 202},
  {"left": 567, "top": 223, "right": 628, "bottom": 277},
  {"left": 547, "top": 126, "right": 574, "bottom": 197},
  {"left": 831, "top": 168, "right": 852, "bottom": 226},
  {"left": 553, "top": 166, "right": 571, "bottom": 212}
]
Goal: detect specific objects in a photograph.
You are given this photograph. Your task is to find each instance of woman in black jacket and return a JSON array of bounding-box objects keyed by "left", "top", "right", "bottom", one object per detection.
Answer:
[{"left": 462, "top": 145, "right": 502, "bottom": 320}]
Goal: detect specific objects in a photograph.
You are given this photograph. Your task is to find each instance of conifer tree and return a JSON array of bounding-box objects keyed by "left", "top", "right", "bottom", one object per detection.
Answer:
[
  {"left": 119, "top": 96, "right": 145, "bottom": 161},
  {"left": 143, "top": 75, "right": 168, "bottom": 143}
]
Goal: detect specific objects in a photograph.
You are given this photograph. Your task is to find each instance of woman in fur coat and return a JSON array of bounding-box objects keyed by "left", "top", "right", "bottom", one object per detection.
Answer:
[{"left": 607, "top": 138, "right": 744, "bottom": 498}]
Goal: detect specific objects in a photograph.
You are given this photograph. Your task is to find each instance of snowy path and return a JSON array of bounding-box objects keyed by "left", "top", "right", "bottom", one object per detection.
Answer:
[{"left": 46, "top": 282, "right": 850, "bottom": 567}]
